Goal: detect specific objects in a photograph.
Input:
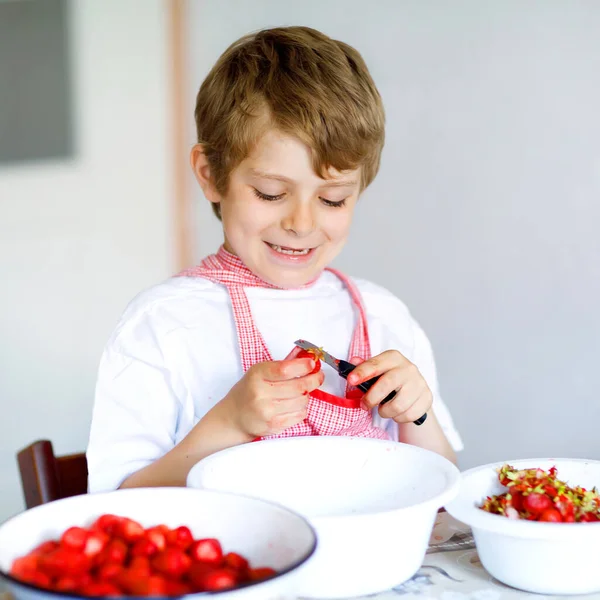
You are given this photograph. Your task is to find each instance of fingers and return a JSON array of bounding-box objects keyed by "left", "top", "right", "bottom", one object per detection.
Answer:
[
  {"left": 377, "top": 385, "right": 432, "bottom": 423},
  {"left": 348, "top": 356, "right": 365, "bottom": 366},
  {"left": 265, "top": 369, "right": 325, "bottom": 399},
  {"left": 360, "top": 364, "right": 424, "bottom": 410},
  {"left": 257, "top": 357, "right": 316, "bottom": 381},
  {"left": 354, "top": 355, "right": 432, "bottom": 424},
  {"left": 398, "top": 395, "right": 432, "bottom": 423},
  {"left": 267, "top": 403, "right": 309, "bottom": 433},
  {"left": 374, "top": 379, "right": 426, "bottom": 417},
  {"left": 346, "top": 350, "right": 410, "bottom": 386}
]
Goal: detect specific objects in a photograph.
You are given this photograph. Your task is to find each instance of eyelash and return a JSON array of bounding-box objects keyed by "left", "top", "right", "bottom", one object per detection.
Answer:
[{"left": 252, "top": 188, "right": 347, "bottom": 208}]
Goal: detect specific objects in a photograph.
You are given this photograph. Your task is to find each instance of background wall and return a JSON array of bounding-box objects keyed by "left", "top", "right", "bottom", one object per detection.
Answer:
[
  {"left": 184, "top": 0, "right": 600, "bottom": 468},
  {"left": 1, "top": 0, "right": 598, "bottom": 524},
  {"left": 0, "top": 0, "right": 173, "bottom": 522}
]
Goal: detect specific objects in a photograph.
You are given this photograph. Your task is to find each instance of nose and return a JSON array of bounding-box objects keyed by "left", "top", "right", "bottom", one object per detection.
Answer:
[{"left": 281, "top": 198, "right": 316, "bottom": 237}]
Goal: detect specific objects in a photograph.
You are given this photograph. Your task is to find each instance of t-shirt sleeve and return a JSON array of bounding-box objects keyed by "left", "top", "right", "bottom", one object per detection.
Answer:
[
  {"left": 86, "top": 314, "right": 183, "bottom": 493},
  {"left": 360, "top": 279, "right": 464, "bottom": 452},
  {"left": 409, "top": 319, "right": 464, "bottom": 452}
]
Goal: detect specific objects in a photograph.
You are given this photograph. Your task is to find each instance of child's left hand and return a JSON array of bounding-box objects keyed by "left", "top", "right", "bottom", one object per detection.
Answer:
[{"left": 346, "top": 350, "right": 433, "bottom": 423}]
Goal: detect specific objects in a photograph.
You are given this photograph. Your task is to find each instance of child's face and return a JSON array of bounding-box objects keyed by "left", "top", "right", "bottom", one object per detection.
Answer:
[{"left": 199, "top": 130, "right": 361, "bottom": 288}]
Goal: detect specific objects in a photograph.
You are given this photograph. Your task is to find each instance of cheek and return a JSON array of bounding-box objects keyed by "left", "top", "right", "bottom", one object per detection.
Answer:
[
  {"left": 221, "top": 190, "right": 275, "bottom": 235},
  {"left": 320, "top": 209, "right": 354, "bottom": 241}
]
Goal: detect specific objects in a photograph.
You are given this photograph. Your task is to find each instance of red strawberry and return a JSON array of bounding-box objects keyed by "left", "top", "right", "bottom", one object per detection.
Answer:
[
  {"left": 117, "top": 570, "right": 165, "bottom": 596},
  {"left": 144, "top": 526, "right": 167, "bottom": 552},
  {"left": 248, "top": 567, "right": 277, "bottom": 581},
  {"left": 152, "top": 524, "right": 170, "bottom": 535},
  {"left": 117, "top": 517, "right": 144, "bottom": 543},
  {"left": 297, "top": 349, "right": 321, "bottom": 373},
  {"left": 187, "top": 562, "right": 215, "bottom": 591},
  {"left": 113, "top": 569, "right": 137, "bottom": 594},
  {"left": 131, "top": 538, "right": 158, "bottom": 557},
  {"left": 31, "top": 541, "right": 59, "bottom": 556},
  {"left": 223, "top": 551, "right": 249, "bottom": 573},
  {"left": 555, "top": 495, "right": 575, "bottom": 520},
  {"left": 508, "top": 491, "right": 524, "bottom": 511},
  {"left": 166, "top": 525, "right": 193, "bottom": 550},
  {"left": 97, "top": 562, "right": 123, "bottom": 581},
  {"left": 20, "top": 569, "right": 51, "bottom": 589},
  {"left": 76, "top": 573, "right": 93, "bottom": 590},
  {"left": 10, "top": 554, "right": 39, "bottom": 578},
  {"left": 91, "top": 514, "right": 122, "bottom": 535},
  {"left": 97, "top": 539, "right": 128, "bottom": 565},
  {"left": 39, "top": 547, "right": 89, "bottom": 577},
  {"left": 539, "top": 508, "right": 563, "bottom": 522},
  {"left": 83, "top": 531, "right": 109, "bottom": 559},
  {"left": 80, "top": 581, "right": 122, "bottom": 597},
  {"left": 165, "top": 580, "right": 191, "bottom": 595},
  {"left": 145, "top": 575, "right": 168, "bottom": 596},
  {"left": 55, "top": 576, "right": 79, "bottom": 593},
  {"left": 151, "top": 547, "right": 191, "bottom": 579},
  {"left": 129, "top": 555, "right": 151, "bottom": 576},
  {"left": 60, "top": 526, "right": 89, "bottom": 551},
  {"left": 582, "top": 513, "right": 600, "bottom": 522},
  {"left": 203, "top": 568, "right": 239, "bottom": 591},
  {"left": 189, "top": 538, "right": 223, "bottom": 565},
  {"left": 523, "top": 493, "right": 552, "bottom": 515}
]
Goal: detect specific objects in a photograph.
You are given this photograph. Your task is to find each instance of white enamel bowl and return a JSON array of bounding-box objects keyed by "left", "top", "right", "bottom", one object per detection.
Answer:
[
  {"left": 187, "top": 436, "right": 460, "bottom": 598},
  {"left": 0, "top": 487, "right": 317, "bottom": 600},
  {"left": 445, "top": 458, "right": 600, "bottom": 594}
]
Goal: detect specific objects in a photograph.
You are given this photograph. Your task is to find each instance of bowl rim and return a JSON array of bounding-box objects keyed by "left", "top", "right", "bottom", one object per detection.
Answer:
[
  {"left": 187, "top": 436, "right": 462, "bottom": 519},
  {"left": 0, "top": 487, "right": 318, "bottom": 598},
  {"left": 445, "top": 457, "right": 600, "bottom": 539}
]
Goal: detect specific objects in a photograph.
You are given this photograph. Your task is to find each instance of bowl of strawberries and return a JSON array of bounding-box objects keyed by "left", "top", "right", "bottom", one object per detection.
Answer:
[
  {"left": 0, "top": 487, "right": 317, "bottom": 599},
  {"left": 445, "top": 458, "right": 600, "bottom": 594}
]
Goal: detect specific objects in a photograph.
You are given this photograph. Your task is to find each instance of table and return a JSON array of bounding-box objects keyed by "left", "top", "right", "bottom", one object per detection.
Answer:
[
  {"left": 345, "top": 511, "right": 600, "bottom": 600},
  {"left": 1, "top": 512, "right": 598, "bottom": 599}
]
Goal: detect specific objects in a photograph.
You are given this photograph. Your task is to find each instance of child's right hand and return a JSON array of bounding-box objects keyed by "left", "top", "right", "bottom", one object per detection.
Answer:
[{"left": 220, "top": 354, "right": 324, "bottom": 438}]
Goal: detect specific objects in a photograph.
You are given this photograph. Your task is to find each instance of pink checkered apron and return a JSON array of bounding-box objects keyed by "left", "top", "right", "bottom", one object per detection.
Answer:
[{"left": 179, "top": 246, "right": 389, "bottom": 440}]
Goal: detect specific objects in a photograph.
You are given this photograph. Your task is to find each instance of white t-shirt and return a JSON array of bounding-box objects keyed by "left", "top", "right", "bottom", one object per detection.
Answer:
[{"left": 86, "top": 270, "right": 463, "bottom": 493}]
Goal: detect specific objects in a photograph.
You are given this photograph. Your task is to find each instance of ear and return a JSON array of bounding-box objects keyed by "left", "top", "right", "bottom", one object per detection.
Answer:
[{"left": 190, "top": 144, "right": 221, "bottom": 205}]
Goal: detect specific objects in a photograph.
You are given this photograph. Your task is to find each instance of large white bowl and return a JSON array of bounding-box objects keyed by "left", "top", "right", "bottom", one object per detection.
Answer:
[
  {"left": 445, "top": 458, "right": 600, "bottom": 595},
  {"left": 0, "top": 487, "right": 317, "bottom": 600},
  {"left": 187, "top": 436, "right": 460, "bottom": 599}
]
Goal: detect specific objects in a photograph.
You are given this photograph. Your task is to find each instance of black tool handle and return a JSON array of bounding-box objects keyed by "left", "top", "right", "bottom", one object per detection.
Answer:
[{"left": 338, "top": 360, "right": 427, "bottom": 426}]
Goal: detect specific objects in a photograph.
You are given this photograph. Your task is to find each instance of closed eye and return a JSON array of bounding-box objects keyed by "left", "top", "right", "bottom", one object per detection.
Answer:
[
  {"left": 253, "top": 188, "right": 347, "bottom": 207},
  {"left": 320, "top": 197, "right": 347, "bottom": 208},
  {"left": 252, "top": 188, "right": 285, "bottom": 201}
]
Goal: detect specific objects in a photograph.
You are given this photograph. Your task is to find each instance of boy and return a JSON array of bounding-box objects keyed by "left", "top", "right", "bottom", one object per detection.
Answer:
[{"left": 87, "top": 26, "right": 463, "bottom": 492}]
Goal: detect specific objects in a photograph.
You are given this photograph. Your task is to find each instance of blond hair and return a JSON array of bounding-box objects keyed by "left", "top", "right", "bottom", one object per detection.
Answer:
[{"left": 194, "top": 26, "right": 385, "bottom": 219}]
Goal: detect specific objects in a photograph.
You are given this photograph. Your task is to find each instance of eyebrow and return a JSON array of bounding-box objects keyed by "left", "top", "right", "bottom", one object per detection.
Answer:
[{"left": 250, "top": 168, "right": 357, "bottom": 188}]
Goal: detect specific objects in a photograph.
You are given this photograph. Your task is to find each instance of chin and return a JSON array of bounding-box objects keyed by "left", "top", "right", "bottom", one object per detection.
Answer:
[{"left": 260, "top": 266, "right": 318, "bottom": 289}]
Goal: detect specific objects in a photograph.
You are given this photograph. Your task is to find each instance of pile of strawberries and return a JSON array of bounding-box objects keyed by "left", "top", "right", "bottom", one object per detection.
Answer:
[
  {"left": 9, "top": 513, "right": 276, "bottom": 596},
  {"left": 481, "top": 464, "right": 600, "bottom": 522}
]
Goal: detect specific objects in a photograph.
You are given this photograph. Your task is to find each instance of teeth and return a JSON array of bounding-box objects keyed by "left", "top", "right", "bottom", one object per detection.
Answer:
[{"left": 269, "top": 244, "right": 310, "bottom": 255}]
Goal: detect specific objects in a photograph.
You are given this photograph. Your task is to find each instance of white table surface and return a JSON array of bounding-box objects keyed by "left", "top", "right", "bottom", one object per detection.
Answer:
[{"left": 328, "top": 510, "right": 600, "bottom": 600}]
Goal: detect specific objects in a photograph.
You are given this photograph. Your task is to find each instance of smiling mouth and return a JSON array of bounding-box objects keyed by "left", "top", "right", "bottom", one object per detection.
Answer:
[{"left": 266, "top": 242, "right": 313, "bottom": 256}]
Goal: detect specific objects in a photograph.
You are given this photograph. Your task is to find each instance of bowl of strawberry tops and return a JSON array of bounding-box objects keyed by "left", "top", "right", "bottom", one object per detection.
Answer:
[
  {"left": 0, "top": 487, "right": 317, "bottom": 600},
  {"left": 445, "top": 458, "right": 600, "bottom": 595}
]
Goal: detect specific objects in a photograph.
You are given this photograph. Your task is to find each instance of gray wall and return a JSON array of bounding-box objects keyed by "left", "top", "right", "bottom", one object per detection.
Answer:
[
  {"left": 0, "top": 0, "right": 172, "bottom": 523},
  {"left": 185, "top": 0, "right": 600, "bottom": 468}
]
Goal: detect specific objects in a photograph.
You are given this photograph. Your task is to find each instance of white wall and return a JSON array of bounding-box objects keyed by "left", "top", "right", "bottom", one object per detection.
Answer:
[
  {"left": 0, "top": 0, "right": 173, "bottom": 522},
  {"left": 184, "top": 0, "right": 600, "bottom": 468}
]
